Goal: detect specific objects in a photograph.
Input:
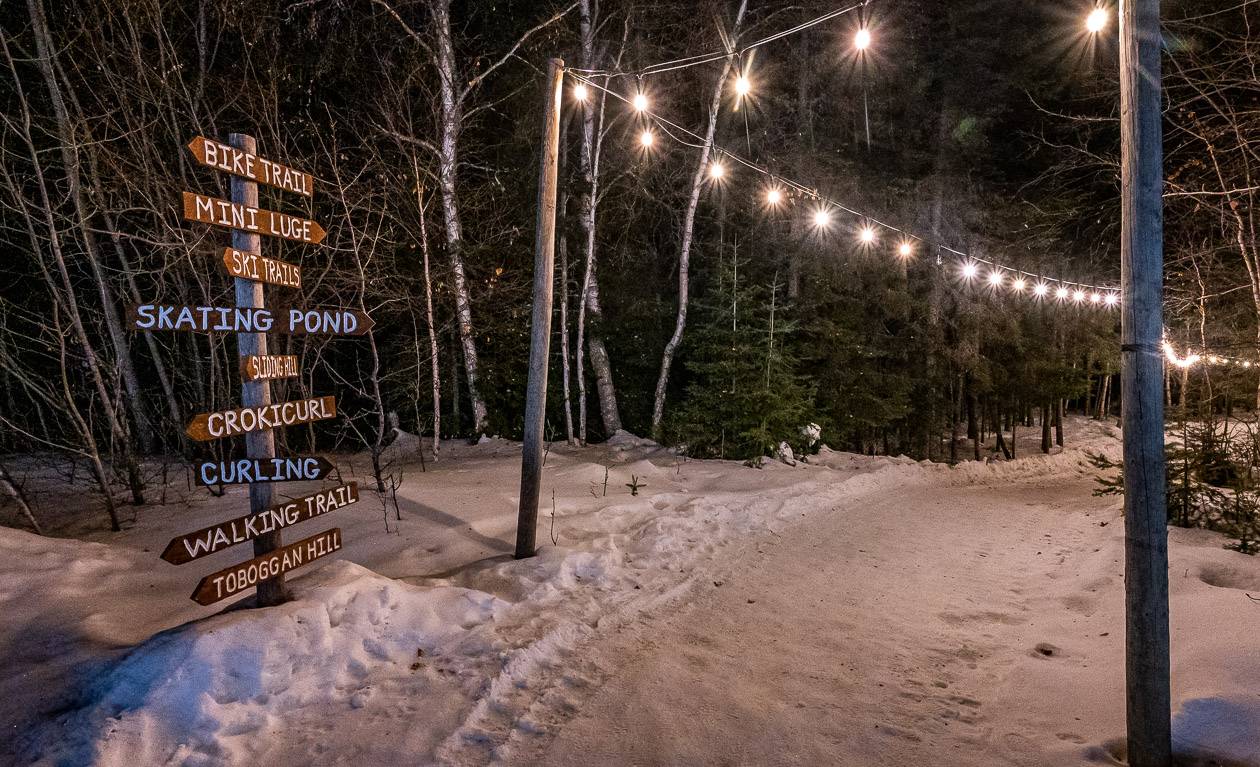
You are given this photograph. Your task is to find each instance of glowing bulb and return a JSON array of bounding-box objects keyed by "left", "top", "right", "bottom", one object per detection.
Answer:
[
  {"left": 988, "top": 271, "right": 1004, "bottom": 287},
  {"left": 1012, "top": 278, "right": 1026, "bottom": 292},
  {"left": 1105, "top": 293, "right": 1119, "bottom": 306},
  {"left": 735, "top": 76, "right": 751, "bottom": 97},
  {"left": 766, "top": 187, "right": 783, "bottom": 206},
  {"left": 1056, "top": 286, "right": 1070, "bottom": 300},
  {"left": 1090, "top": 292, "right": 1102, "bottom": 304},
  {"left": 1086, "top": 7, "right": 1108, "bottom": 34},
  {"left": 639, "top": 130, "right": 654, "bottom": 147},
  {"left": 1073, "top": 289, "right": 1086, "bottom": 302},
  {"left": 709, "top": 161, "right": 725, "bottom": 179},
  {"left": 855, "top": 28, "right": 872, "bottom": 51},
  {"left": 633, "top": 93, "right": 648, "bottom": 112},
  {"left": 813, "top": 209, "right": 832, "bottom": 229},
  {"left": 898, "top": 241, "right": 913, "bottom": 258},
  {"left": 859, "top": 226, "right": 876, "bottom": 244},
  {"left": 962, "top": 263, "right": 979, "bottom": 280},
  {"left": 1246, "top": 361, "right": 1253, "bottom": 369},
  {"left": 1034, "top": 283, "right": 1049, "bottom": 297},
  {"left": 573, "top": 84, "right": 589, "bottom": 102}
]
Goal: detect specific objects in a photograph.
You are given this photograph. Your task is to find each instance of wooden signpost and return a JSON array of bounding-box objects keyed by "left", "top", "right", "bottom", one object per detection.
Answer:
[
  {"left": 221, "top": 248, "right": 302, "bottom": 289},
  {"left": 194, "top": 456, "right": 336, "bottom": 486},
  {"left": 190, "top": 528, "right": 343, "bottom": 605},
  {"left": 185, "top": 396, "right": 337, "bottom": 441},
  {"left": 241, "top": 354, "right": 300, "bottom": 382},
  {"left": 129, "top": 304, "right": 374, "bottom": 335},
  {"left": 161, "top": 483, "right": 358, "bottom": 565},
  {"left": 131, "top": 132, "right": 370, "bottom": 607},
  {"left": 183, "top": 191, "right": 326, "bottom": 244}
]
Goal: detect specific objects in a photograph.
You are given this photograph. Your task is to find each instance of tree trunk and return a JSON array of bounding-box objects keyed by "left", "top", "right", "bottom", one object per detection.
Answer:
[
  {"left": 1042, "top": 402, "right": 1053, "bottom": 454},
  {"left": 1055, "top": 399, "right": 1066, "bottom": 447},
  {"left": 416, "top": 180, "right": 442, "bottom": 461},
  {"left": 651, "top": 0, "right": 748, "bottom": 433}
]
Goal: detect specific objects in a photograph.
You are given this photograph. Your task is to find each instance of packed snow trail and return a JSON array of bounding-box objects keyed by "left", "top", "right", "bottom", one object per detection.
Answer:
[{"left": 517, "top": 479, "right": 1260, "bottom": 767}]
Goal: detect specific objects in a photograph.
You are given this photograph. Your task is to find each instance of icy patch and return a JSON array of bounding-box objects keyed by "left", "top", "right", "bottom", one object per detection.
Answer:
[{"left": 26, "top": 562, "right": 506, "bottom": 767}]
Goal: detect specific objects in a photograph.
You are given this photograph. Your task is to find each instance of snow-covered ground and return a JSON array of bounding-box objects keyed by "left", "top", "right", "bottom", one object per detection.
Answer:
[{"left": 2, "top": 419, "right": 1258, "bottom": 766}]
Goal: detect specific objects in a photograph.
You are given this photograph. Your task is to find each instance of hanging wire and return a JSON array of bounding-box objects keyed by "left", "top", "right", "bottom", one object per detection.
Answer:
[{"left": 567, "top": 70, "right": 1121, "bottom": 297}]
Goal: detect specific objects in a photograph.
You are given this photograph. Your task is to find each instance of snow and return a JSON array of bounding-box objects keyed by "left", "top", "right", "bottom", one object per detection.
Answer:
[{"left": 3, "top": 417, "right": 1259, "bottom": 765}]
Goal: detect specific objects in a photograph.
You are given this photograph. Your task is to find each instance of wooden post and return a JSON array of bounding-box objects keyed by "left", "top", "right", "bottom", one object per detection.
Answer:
[
  {"left": 230, "top": 133, "right": 286, "bottom": 605},
  {"left": 1119, "top": 1, "right": 1172, "bottom": 764},
  {"left": 515, "top": 58, "right": 564, "bottom": 559}
]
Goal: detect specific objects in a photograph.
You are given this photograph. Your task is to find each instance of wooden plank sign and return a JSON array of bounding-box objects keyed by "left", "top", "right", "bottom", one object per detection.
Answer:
[
  {"left": 162, "top": 483, "right": 358, "bottom": 565},
  {"left": 190, "top": 528, "right": 343, "bottom": 605},
  {"left": 194, "top": 456, "right": 335, "bottom": 486},
  {"left": 185, "top": 396, "right": 336, "bottom": 441},
  {"left": 222, "top": 247, "right": 301, "bottom": 288},
  {"left": 129, "top": 304, "right": 374, "bottom": 335},
  {"left": 242, "top": 354, "right": 299, "bottom": 382},
  {"left": 183, "top": 191, "right": 325, "bottom": 244},
  {"left": 187, "top": 136, "right": 314, "bottom": 197}
]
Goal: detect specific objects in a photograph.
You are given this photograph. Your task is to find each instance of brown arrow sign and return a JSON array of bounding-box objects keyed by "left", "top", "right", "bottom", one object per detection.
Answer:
[
  {"left": 183, "top": 191, "right": 325, "bottom": 244},
  {"left": 190, "top": 528, "right": 343, "bottom": 605},
  {"left": 187, "top": 136, "right": 314, "bottom": 197},
  {"left": 194, "top": 456, "right": 335, "bottom": 486},
  {"left": 162, "top": 483, "right": 358, "bottom": 565},
  {"left": 241, "top": 354, "right": 300, "bottom": 382},
  {"left": 185, "top": 395, "right": 336, "bottom": 441},
  {"left": 130, "top": 305, "right": 372, "bottom": 336},
  {"left": 222, "top": 247, "right": 301, "bottom": 288}
]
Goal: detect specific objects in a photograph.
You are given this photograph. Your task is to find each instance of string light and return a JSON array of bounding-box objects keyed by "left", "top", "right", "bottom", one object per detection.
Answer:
[
  {"left": 573, "top": 84, "right": 589, "bottom": 102},
  {"left": 639, "top": 130, "right": 654, "bottom": 148},
  {"left": 734, "top": 75, "right": 751, "bottom": 97},
  {"left": 1086, "top": 7, "right": 1109, "bottom": 34},
  {"left": 1090, "top": 292, "right": 1103, "bottom": 304},
  {"left": 1073, "top": 289, "right": 1087, "bottom": 303},
  {"left": 1163, "top": 339, "right": 1259, "bottom": 369},
  {"left": 855, "top": 28, "right": 872, "bottom": 51},
  {"left": 565, "top": 71, "right": 1120, "bottom": 311},
  {"left": 898, "top": 241, "right": 914, "bottom": 258}
]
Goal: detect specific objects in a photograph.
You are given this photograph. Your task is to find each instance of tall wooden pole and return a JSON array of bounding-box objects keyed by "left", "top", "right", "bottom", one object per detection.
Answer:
[
  {"left": 516, "top": 59, "right": 564, "bottom": 559},
  {"left": 230, "top": 133, "right": 286, "bottom": 605},
  {"left": 1119, "top": 1, "right": 1171, "bottom": 764}
]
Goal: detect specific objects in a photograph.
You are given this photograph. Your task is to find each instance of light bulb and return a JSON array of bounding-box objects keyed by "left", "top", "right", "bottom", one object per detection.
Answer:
[
  {"left": 962, "top": 263, "right": 979, "bottom": 280},
  {"left": 1105, "top": 293, "right": 1119, "bottom": 306},
  {"left": 639, "top": 130, "right": 654, "bottom": 147},
  {"left": 898, "top": 242, "right": 913, "bottom": 258},
  {"left": 1090, "top": 292, "right": 1103, "bottom": 304},
  {"left": 574, "top": 84, "right": 589, "bottom": 102},
  {"left": 735, "top": 76, "right": 751, "bottom": 96},
  {"left": 1086, "top": 8, "right": 1108, "bottom": 34},
  {"left": 813, "top": 209, "right": 832, "bottom": 229},
  {"left": 855, "top": 28, "right": 872, "bottom": 51},
  {"left": 766, "top": 187, "right": 783, "bottom": 206},
  {"left": 1012, "top": 278, "right": 1026, "bottom": 292},
  {"left": 1034, "top": 283, "right": 1049, "bottom": 297},
  {"left": 859, "top": 226, "right": 876, "bottom": 244},
  {"left": 709, "top": 161, "right": 725, "bottom": 179},
  {"left": 1073, "top": 289, "right": 1087, "bottom": 302},
  {"left": 633, "top": 93, "right": 648, "bottom": 112},
  {"left": 1056, "top": 286, "right": 1070, "bottom": 300},
  {"left": 988, "top": 271, "right": 1004, "bottom": 287}
]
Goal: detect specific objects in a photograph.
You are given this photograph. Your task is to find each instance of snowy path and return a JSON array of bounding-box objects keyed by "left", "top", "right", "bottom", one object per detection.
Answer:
[{"left": 519, "top": 479, "right": 1259, "bottom": 767}]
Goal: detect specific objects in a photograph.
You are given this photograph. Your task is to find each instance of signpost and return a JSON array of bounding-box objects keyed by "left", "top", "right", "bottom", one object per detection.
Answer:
[
  {"left": 221, "top": 248, "right": 302, "bottom": 289},
  {"left": 187, "top": 136, "right": 315, "bottom": 197},
  {"left": 130, "top": 304, "right": 373, "bottom": 335},
  {"left": 161, "top": 484, "right": 358, "bottom": 565},
  {"left": 183, "top": 191, "right": 326, "bottom": 244},
  {"left": 193, "top": 456, "right": 336, "bottom": 486},
  {"left": 190, "top": 528, "right": 343, "bottom": 605},
  {"left": 241, "top": 354, "right": 300, "bottom": 382},
  {"left": 184, "top": 396, "right": 337, "bottom": 441}
]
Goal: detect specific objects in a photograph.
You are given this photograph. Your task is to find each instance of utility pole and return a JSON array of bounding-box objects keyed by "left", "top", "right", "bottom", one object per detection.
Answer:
[
  {"left": 516, "top": 58, "right": 564, "bottom": 559},
  {"left": 229, "top": 133, "right": 286, "bottom": 605},
  {"left": 1119, "top": 0, "right": 1171, "bottom": 764}
]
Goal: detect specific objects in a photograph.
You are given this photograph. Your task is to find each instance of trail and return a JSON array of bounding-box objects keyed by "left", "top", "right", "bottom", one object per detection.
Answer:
[{"left": 516, "top": 477, "right": 1259, "bottom": 767}]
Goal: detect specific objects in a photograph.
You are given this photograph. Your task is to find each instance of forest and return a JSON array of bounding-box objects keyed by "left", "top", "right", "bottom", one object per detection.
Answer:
[{"left": 0, "top": 0, "right": 1257, "bottom": 532}]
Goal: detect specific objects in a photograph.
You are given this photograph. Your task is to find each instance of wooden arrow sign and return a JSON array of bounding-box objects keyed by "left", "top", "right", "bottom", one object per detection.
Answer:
[
  {"left": 221, "top": 247, "right": 301, "bottom": 288},
  {"left": 130, "top": 304, "right": 373, "bottom": 336},
  {"left": 162, "top": 483, "right": 358, "bottom": 565},
  {"left": 187, "top": 136, "right": 314, "bottom": 197},
  {"left": 185, "top": 396, "right": 336, "bottom": 441},
  {"left": 241, "top": 354, "right": 300, "bottom": 382},
  {"left": 183, "top": 191, "right": 325, "bottom": 244},
  {"left": 194, "top": 456, "right": 335, "bottom": 486},
  {"left": 190, "top": 527, "right": 343, "bottom": 604}
]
